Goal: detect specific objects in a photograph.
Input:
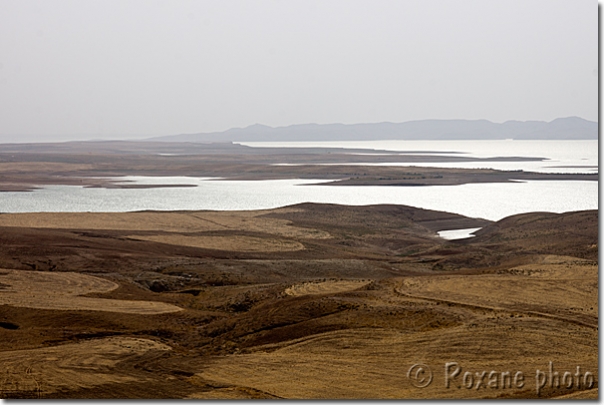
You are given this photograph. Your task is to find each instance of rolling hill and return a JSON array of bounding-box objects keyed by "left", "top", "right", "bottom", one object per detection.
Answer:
[{"left": 150, "top": 117, "right": 597, "bottom": 143}]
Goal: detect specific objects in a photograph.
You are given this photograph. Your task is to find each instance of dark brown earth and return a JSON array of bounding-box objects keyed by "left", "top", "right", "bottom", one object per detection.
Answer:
[{"left": 0, "top": 203, "right": 597, "bottom": 399}]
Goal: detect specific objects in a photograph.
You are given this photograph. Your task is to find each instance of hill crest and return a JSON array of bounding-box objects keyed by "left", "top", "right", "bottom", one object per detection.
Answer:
[{"left": 150, "top": 117, "right": 597, "bottom": 142}]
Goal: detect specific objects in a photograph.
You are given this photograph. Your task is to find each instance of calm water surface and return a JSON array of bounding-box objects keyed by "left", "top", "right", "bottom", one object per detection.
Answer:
[
  {"left": 1, "top": 141, "right": 597, "bottom": 221},
  {"left": 2, "top": 177, "right": 596, "bottom": 221},
  {"left": 242, "top": 140, "right": 598, "bottom": 174},
  {"left": 438, "top": 227, "right": 483, "bottom": 240}
]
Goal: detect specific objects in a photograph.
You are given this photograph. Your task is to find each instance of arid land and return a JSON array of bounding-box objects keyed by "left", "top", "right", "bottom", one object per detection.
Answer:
[{"left": 0, "top": 141, "right": 598, "bottom": 399}]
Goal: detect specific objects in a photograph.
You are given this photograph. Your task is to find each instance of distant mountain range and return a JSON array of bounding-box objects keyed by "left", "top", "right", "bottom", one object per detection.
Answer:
[{"left": 150, "top": 117, "right": 598, "bottom": 142}]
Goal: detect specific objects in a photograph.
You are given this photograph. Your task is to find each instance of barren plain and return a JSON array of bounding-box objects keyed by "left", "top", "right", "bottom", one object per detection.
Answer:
[{"left": 0, "top": 142, "right": 598, "bottom": 399}]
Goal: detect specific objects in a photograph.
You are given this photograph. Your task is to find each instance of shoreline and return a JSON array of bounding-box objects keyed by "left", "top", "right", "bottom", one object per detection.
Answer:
[
  {"left": 0, "top": 140, "right": 596, "bottom": 192},
  {"left": 0, "top": 165, "right": 597, "bottom": 193}
]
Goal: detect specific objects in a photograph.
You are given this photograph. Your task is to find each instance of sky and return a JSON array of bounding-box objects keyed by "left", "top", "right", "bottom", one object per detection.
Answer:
[{"left": 0, "top": 0, "right": 598, "bottom": 142}]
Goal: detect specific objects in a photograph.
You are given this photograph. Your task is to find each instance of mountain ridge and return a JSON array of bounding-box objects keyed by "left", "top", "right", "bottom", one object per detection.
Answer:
[{"left": 149, "top": 117, "right": 597, "bottom": 143}]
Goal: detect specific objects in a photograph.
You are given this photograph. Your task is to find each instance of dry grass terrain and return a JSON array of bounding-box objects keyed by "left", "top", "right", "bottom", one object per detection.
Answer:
[
  {"left": 284, "top": 279, "right": 372, "bottom": 297},
  {"left": 0, "top": 270, "right": 181, "bottom": 314},
  {"left": 0, "top": 337, "right": 172, "bottom": 398},
  {"left": 0, "top": 203, "right": 597, "bottom": 399}
]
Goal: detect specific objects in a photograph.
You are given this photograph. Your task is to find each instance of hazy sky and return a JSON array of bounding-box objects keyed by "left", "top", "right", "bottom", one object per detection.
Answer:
[{"left": 0, "top": 0, "right": 598, "bottom": 142}]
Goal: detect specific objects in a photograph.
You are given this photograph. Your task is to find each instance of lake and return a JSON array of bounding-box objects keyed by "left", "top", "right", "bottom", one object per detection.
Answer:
[
  {"left": 241, "top": 139, "right": 598, "bottom": 174},
  {"left": 1, "top": 140, "right": 597, "bottom": 221}
]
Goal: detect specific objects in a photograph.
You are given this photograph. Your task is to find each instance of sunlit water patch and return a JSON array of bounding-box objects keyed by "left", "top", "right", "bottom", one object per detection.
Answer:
[
  {"left": 438, "top": 227, "right": 482, "bottom": 240},
  {"left": 1, "top": 176, "right": 597, "bottom": 221}
]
